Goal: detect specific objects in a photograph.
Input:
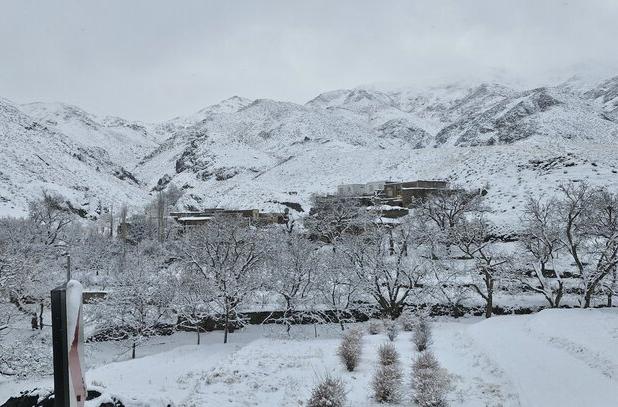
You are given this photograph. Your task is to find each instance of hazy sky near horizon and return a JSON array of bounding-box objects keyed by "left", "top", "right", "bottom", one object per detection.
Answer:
[{"left": 1, "top": 0, "right": 618, "bottom": 121}]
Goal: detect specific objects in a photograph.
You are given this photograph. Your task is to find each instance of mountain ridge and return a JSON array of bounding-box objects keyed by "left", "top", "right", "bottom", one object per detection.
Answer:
[{"left": 1, "top": 76, "right": 617, "bottom": 226}]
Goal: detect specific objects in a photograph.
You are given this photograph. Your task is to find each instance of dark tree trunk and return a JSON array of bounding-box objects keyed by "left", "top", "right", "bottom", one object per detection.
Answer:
[
  {"left": 223, "top": 310, "right": 229, "bottom": 344},
  {"left": 583, "top": 289, "right": 594, "bottom": 308},
  {"left": 39, "top": 303, "right": 44, "bottom": 330},
  {"left": 485, "top": 277, "right": 494, "bottom": 319},
  {"left": 554, "top": 282, "right": 564, "bottom": 308}
]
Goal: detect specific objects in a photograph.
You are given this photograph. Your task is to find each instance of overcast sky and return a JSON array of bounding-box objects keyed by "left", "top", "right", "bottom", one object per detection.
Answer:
[{"left": 1, "top": 0, "right": 618, "bottom": 121}]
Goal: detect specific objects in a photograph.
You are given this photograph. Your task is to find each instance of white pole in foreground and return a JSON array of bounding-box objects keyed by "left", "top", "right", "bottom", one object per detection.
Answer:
[{"left": 51, "top": 279, "right": 86, "bottom": 406}]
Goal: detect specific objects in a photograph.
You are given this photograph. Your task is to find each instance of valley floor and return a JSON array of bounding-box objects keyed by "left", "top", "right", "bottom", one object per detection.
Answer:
[{"left": 1, "top": 309, "right": 617, "bottom": 406}]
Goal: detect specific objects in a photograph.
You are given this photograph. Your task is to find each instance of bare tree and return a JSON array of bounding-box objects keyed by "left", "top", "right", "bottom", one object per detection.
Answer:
[
  {"left": 180, "top": 216, "right": 267, "bottom": 343},
  {"left": 28, "top": 190, "right": 73, "bottom": 246},
  {"left": 176, "top": 269, "right": 214, "bottom": 345},
  {"left": 581, "top": 188, "right": 618, "bottom": 307},
  {"left": 315, "top": 247, "right": 364, "bottom": 330},
  {"left": 519, "top": 197, "right": 565, "bottom": 307},
  {"left": 266, "top": 229, "right": 318, "bottom": 333},
  {"left": 416, "top": 188, "right": 484, "bottom": 231},
  {"left": 304, "top": 195, "right": 366, "bottom": 244},
  {"left": 98, "top": 241, "right": 176, "bottom": 358},
  {"left": 556, "top": 182, "right": 592, "bottom": 292},
  {"left": 341, "top": 223, "right": 426, "bottom": 319},
  {"left": 556, "top": 182, "right": 618, "bottom": 307},
  {"left": 109, "top": 203, "right": 114, "bottom": 238},
  {"left": 453, "top": 216, "right": 510, "bottom": 318},
  {"left": 0, "top": 215, "right": 65, "bottom": 327}
]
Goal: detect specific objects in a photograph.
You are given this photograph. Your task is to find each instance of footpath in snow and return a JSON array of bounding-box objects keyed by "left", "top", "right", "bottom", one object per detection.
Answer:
[{"left": 466, "top": 309, "right": 618, "bottom": 407}]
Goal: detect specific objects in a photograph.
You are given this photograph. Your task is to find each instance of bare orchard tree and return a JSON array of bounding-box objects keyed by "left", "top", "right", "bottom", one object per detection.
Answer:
[
  {"left": 179, "top": 216, "right": 267, "bottom": 343},
  {"left": 416, "top": 187, "right": 484, "bottom": 231},
  {"left": 518, "top": 196, "right": 565, "bottom": 308},
  {"left": 556, "top": 182, "right": 592, "bottom": 292},
  {"left": 581, "top": 188, "right": 618, "bottom": 307},
  {"left": 98, "top": 241, "right": 176, "bottom": 359},
  {"left": 425, "top": 257, "right": 470, "bottom": 317},
  {"left": 453, "top": 216, "right": 510, "bottom": 318},
  {"left": 266, "top": 229, "right": 319, "bottom": 334},
  {"left": 315, "top": 246, "right": 365, "bottom": 330},
  {"left": 603, "top": 268, "right": 618, "bottom": 307},
  {"left": 0, "top": 218, "right": 28, "bottom": 301},
  {"left": 28, "top": 190, "right": 73, "bottom": 246},
  {"left": 0, "top": 216, "right": 65, "bottom": 328},
  {"left": 304, "top": 195, "right": 367, "bottom": 244},
  {"left": 146, "top": 184, "right": 184, "bottom": 243},
  {"left": 341, "top": 223, "right": 426, "bottom": 319},
  {"left": 176, "top": 268, "right": 215, "bottom": 345},
  {"left": 556, "top": 182, "right": 618, "bottom": 307}
]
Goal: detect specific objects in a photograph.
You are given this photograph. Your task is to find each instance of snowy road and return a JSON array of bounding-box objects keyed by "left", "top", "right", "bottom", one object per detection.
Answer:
[{"left": 467, "top": 310, "right": 618, "bottom": 407}]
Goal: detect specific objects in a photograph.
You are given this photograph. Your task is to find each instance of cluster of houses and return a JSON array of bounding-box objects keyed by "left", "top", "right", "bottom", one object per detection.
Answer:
[
  {"left": 330, "top": 179, "right": 450, "bottom": 219},
  {"left": 337, "top": 179, "right": 449, "bottom": 208},
  {"left": 169, "top": 208, "right": 290, "bottom": 227},
  {"left": 165, "top": 179, "right": 449, "bottom": 228}
]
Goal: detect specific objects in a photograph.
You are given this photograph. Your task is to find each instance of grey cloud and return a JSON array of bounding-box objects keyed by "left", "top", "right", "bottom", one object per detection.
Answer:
[{"left": 1, "top": 0, "right": 617, "bottom": 121}]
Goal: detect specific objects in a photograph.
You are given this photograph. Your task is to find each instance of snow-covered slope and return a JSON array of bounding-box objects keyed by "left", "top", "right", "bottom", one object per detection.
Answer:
[
  {"left": 2, "top": 76, "right": 618, "bottom": 223},
  {"left": 20, "top": 102, "right": 162, "bottom": 166},
  {"left": 584, "top": 76, "right": 618, "bottom": 121},
  {"left": 435, "top": 87, "right": 618, "bottom": 146},
  {"left": 0, "top": 99, "right": 155, "bottom": 216},
  {"left": 134, "top": 78, "right": 618, "bottom": 227}
]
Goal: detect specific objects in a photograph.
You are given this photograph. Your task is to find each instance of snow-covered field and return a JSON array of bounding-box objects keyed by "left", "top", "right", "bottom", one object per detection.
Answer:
[{"left": 2, "top": 309, "right": 617, "bottom": 406}]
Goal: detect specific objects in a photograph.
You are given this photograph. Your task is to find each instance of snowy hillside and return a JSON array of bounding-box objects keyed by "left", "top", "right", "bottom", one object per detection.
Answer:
[
  {"left": 1, "top": 76, "right": 618, "bottom": 223},
  {"left": 0, "top": 99, "right": 157, "bottom": 216},
  {"left": 134, "top": 77, "right": 618, "bottom": 227},
  {"left": 20, "top": 102, "right": 162, "bottom": 165}
]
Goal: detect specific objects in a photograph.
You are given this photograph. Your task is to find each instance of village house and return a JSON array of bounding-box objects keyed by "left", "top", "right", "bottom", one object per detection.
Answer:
[
  {"left": 334, "top": 179, "right": 450, "bottom": 215},
  {"left": 169, "top": 208, "right": 288, "bottom": 227},
  {"left": 337, "top": 181, "right": 386, "bottom": 196}
]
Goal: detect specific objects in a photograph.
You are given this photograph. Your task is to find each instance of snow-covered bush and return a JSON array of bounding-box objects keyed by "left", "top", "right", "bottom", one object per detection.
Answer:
[
  {"left": 384, "top": 320, "right": 399, "bottom": 341},
  {"left": 412, "top": 351, "right": 451, "bottom": 407},
  {"left": 377, "top": 343, "right": 399, "bottom": 366},
  {"left": 413, "top": 317, "right": 432, "bottom": 352},
  {"left": 307, "top": 375, "right": 347, "bottom": 407},
  {"left": 338, "top": 328, "right": 363, "bottom": 371},
  {"left": 368, "top": 319, "right": 382, "bottom": 335},
  {"left": 372, "top": 352, "right": 402, "bottom": 403},
  {"left": 0, "top": 332, "right": 52, "bottom": 377},
  {"left": 398, "top": 309, "right": 416, "bottom": 331}
]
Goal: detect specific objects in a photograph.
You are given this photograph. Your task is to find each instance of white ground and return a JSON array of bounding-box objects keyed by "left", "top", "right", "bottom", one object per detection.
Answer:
[{"left": 1, "top": 309, "right": 617, "bottom": 406}]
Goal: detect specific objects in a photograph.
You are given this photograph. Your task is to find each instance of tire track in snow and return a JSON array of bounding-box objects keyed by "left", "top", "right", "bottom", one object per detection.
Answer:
[
  {"left": 433, "top": 322, "right": 521, "bottom": 407},
  {"left": 467, "top": 315, "right": 618, "bottom": 407}
]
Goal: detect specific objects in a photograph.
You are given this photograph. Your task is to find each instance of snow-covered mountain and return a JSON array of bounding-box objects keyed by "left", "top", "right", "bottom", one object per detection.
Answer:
[
  {"left": 1, "top": 77, "right": 618, "bottom": 226},
  {"left": 0, "top": 99, "right": 159, "bottom": 216}
]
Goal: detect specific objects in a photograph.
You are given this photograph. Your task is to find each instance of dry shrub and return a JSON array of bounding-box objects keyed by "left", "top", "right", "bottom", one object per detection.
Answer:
[
  {"left": 338, "top": 328, "right": 363, "bottom": 371},
  {"left": 373, "top": 341, "right": 402, "bottom": 403},
  {"left": 384, "top": 320, "right": 399, "bottom": 342},
  {"left": 307, "top": 375, "right": 347, "bottom": 407},
  {"left": 412, "top": 351, "right": 451, "bottom": 407},
  {"left": 398, "top": 309, "right": 416, "bottom": 331},
  {"left": 368, "top": 319, "right": 382, "bottom": 335},
  {"left": 413, "top": 317, "right": 432, "bottom": 352},
  {"left": 378, "top": 343, "right": 399, "bottom": 366}
]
